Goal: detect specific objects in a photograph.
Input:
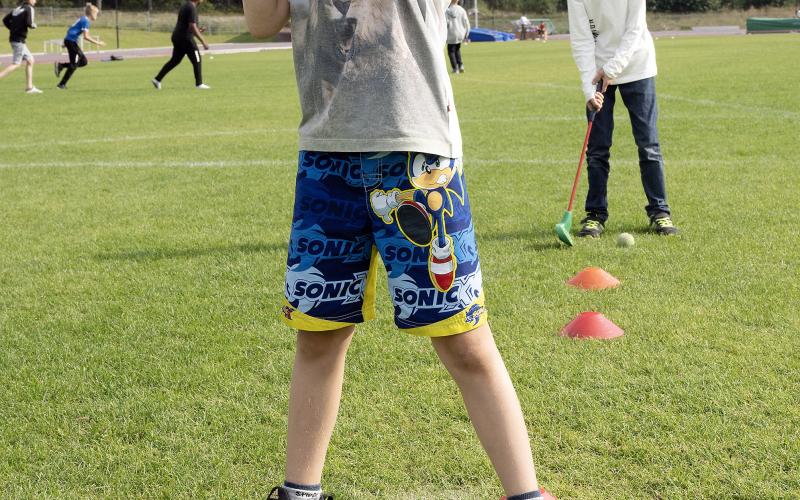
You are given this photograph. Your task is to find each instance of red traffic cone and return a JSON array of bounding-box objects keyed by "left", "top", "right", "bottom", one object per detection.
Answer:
[
  {"left": 501, "top": 488, "right": 557, "bottom": 500},
  {"left": 566, "top": 266, "right": 620, "bottom": 290},
  {"left": 560, "top": 312, "right": 624, "bottom": 339}
]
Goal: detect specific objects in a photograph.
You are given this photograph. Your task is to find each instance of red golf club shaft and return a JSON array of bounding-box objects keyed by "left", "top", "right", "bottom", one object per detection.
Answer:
[
  {"left": 566, "top": 119, "right": 594, "bottom": 213},
  {"left": 565, "top": 81, "right": 603, "bottom": 213}
]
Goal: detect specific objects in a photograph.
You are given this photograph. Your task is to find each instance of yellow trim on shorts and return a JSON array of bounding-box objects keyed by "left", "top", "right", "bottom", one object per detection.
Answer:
[
  {"left": 280, "top": 299, "right": 355, "bottom": 331},
  {"left": 402, "top": 295, "right": 488, "bottom": 337},
  {"left": 361, "top": 247, "right": 380, "bottom": 321},
  {"left": 279, "top": 249, "right": 380, "bottom": 332}
]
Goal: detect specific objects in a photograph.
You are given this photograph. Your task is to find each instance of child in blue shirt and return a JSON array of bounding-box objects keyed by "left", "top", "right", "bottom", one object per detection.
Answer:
[{"left": 54, "top": 3, "right": 105, "bottom": 89}]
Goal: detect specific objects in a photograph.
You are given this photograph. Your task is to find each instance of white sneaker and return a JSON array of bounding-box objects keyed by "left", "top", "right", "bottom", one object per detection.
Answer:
[
  {"left": 196, "top": 83, "right": 210, "bottom": 89},
  {"left": 26, "top": 87, "right": 43, "bottom": 94},
  {"left": 151, "top": 78, "right": 161, "bottom": 90}
]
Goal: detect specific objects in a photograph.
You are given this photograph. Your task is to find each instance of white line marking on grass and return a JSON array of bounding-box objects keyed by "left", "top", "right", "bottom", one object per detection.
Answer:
[
  {"left": 466, "top": 79, "right": 573, "bottom": 91},
  {"left": 461, "top": 116, "right": 579, "bottom": 123},
  {"left": 0, "top": 159, "right": 291, "bottom": 169},
  {"left": 471, "top": 158, "right": 771, "bottom": 168},
  {"left": 658, "top": 94, "right": 800, "bottom": 120},
  {"left": 466, "top": 78, "right": 800, "bottom": 121},
  {"left": 0, "top": 128, "right": 296, "bottom": 151},
  {"left": 463, "top": 113, "right": 757, "bottom": 123},
  {"left": 2, "top": 157, "right": 768, "bottom": 170},
  {"left": 470, "top": 158, "right": 574, "bottom": 165}
]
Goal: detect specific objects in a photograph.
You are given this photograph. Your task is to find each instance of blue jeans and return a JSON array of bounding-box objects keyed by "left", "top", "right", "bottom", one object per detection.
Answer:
[{"left": 585, "top": 77, "right": 671, "bottom": 223}]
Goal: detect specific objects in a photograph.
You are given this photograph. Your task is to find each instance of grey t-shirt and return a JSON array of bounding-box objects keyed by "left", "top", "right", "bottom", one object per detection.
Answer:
[{"left": 290, "top": 0, "right": 463, "bottom": 158}]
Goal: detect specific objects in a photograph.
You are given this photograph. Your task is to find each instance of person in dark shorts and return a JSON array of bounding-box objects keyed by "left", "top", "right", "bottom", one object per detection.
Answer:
[
  {"left": 54, "top": 3, "right": 105, "bottom": 89},
  {"left": 152, "top": 0, "right": 210, "bottom": 90},
  {"left": 1, "top": 0, "right": 42, "bottom": 93}
]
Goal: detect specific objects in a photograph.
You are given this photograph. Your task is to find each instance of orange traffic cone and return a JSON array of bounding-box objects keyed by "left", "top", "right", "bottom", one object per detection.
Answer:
[
  {"left": 566, "top": 266, "right": 620, "bottom": 290},
  {"left": 560, "top": 312, "right": 624, "bottom": 339}
]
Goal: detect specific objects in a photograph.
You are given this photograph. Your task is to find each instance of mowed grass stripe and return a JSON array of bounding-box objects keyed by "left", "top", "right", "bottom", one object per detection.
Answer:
[{"left": 1, "top": 35, "right": 799, "bottom": 498}]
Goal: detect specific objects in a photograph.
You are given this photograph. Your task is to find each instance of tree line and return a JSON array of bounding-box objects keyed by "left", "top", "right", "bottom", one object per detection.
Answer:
[{"left": 486, "top": 0, "right": 792, "bottom": 13}]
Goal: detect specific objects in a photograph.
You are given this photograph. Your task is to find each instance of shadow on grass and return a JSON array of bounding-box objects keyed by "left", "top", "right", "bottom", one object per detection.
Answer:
[
  {"left": 478, "top": 228, "right": 565, "bottom": 252},
  {"left": 95, "top": 242, "right": 285, "bottom": 262}
]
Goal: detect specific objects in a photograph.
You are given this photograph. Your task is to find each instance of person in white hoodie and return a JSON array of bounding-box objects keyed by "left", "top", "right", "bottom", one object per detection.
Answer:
[
  {"left": 446, "top": 0, "right": 470, "bottom": 73},
  {"left": 568, "top": 0, "right": 678, "bottom": 237}
]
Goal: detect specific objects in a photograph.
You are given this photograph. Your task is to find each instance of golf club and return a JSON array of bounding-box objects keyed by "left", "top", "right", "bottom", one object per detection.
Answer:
[{"left": 555, "top": 81, "right": 604, "bottom": 246}]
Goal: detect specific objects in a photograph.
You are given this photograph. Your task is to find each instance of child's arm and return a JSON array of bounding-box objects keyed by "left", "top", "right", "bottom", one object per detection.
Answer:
[
  {"left": 83, "top": 29, "right": 105, "bottom": 46},
  {"left": 190, "top": 22, "right": 209, "bottom": 50},
  {"left": 567, "top": 0, "right": 597, "bottom": 103},
  {"left": 602, "top": 0, "right": 647, "bottom": 80},
  {"left": 27, "top": 5, "right": 37, "bottom": 29},
  {"left": 243, "top": 0, "right": 289, "bottom": 39}
]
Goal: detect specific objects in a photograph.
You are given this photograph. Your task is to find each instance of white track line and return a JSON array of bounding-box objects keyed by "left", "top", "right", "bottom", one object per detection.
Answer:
[
  {"left": 658, "top": 94, "right": 800, "bottom": 121},
  {"left": 461, "top": 113, "right": 745, "bottom": 123},
  {"left": 0, "top": 128, "right": 295, "bottom": 151},
  {"left": 0, "top": 159, "right": 290, "bottom": 169},
  {"left": 465, "top": 78, "right": 800, "bottom": 121},
  {"left": 1, "top": 157, "right": 769, "bottom": 170}
]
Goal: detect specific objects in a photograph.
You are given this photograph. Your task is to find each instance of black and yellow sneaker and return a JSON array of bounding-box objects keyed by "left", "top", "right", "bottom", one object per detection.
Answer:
[
  {"left": 268, "top": 486, "right": 334, "bottom": 500},
  {"left": 578, "top": 217, "right": 604, "bottom": 238},
  {"left": 650, "top": 213, "right": 679, "bottom": 235}
]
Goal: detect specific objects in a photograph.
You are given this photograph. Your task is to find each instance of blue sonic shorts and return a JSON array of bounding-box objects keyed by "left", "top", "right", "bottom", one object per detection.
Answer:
[{"left": 281, "top": 151, "right": 487, "bottom": 337}]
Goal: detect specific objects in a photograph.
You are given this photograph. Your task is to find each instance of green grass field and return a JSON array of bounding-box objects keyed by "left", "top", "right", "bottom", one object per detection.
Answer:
[{"left": 1, "top": 35, "right": 799, "bottom": 498}]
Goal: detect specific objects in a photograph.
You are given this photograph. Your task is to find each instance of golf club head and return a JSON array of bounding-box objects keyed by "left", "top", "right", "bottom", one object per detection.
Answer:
[{"left": 555, "top": 211, "right": 574, "bottom": 247}]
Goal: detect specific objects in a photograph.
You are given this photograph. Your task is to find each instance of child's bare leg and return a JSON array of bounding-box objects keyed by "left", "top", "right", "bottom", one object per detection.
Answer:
[
  {"left": 25, "top": 59, "right": 33, "bottom": 89},
  {"left": 431, "top": 324, "right": 539, "bottom": 496},
  {"left": 285, "top": 326, "right": 354, "bottom": 485},
  {"left": 0, "top": 63, "right": 20, "bottom": 79}
]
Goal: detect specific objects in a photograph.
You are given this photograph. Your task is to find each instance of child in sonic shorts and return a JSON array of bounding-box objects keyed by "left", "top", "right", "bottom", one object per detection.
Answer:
[{"left": 244, "top": 2, "right": 555, "bottom": 499}]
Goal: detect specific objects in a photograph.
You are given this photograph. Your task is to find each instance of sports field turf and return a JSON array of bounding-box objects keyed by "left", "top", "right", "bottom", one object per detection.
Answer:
[{"left": 1, "top": 35, "right": 798, "bottom": 498}]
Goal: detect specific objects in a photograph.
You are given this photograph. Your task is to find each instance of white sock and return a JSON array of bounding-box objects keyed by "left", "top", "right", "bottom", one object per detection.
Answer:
[{"left": 282, "top": 481, "right": 321, "bottom": 500}]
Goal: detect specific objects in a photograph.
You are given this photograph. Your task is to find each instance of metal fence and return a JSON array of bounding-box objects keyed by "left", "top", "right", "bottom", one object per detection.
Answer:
[{"left": 33, "top": 7, "right": 248, "bottom": 34}]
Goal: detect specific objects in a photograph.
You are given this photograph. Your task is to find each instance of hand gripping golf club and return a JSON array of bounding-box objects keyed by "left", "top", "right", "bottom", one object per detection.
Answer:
[{"left": 555, "top": 81, "right": 604, "bottom": 246}]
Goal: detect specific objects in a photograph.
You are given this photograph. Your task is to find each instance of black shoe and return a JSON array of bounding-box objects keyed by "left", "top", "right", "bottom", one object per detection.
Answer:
[
  {"left": 56, "top": 83, "right": 66, "bottom": 90},
  {"left": 650, "top": 212, "right": 679, "bottom": 235},
  {"left": 267, "top": 486, "right": 334, "bottom": 500},
  {"left": 54, "top": 62, "right": 62, "bottom": 77},
  {"left": 577, "top": 217, "right": 604, "bottom": 238}
]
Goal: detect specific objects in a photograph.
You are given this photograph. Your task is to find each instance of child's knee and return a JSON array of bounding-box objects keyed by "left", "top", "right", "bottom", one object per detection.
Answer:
[
  {"left": 296, "top": 327, "right": 353, "bottom": 360},
  {"left": 450, "top": 347, "right": 495, "bottom": 376},
  {"left": 437, "top": 332, "right": 497, "bottom": 376}
]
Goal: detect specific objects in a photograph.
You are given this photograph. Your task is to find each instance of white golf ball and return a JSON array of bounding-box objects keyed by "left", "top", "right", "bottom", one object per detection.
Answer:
[{"left": 617, "top": 233, "right": 635, "bottom": 248}]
